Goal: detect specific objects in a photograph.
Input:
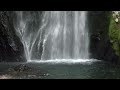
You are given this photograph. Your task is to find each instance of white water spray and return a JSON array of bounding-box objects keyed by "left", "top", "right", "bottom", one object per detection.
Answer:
[{"left": 13, "top": 11, "right": 89, "bottom": 61}]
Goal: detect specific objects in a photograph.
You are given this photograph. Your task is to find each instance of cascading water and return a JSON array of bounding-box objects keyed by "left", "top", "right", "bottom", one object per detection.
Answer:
[{"left": 13, "top": 11, "right": 89, "bottom": 62}]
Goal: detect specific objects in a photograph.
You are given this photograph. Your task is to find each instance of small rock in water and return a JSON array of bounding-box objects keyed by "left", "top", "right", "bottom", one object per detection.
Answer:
[
  {"left": 46, "top": 73, "right": 49, "bottom": 76},
  {"left": 42, "top": 73, "right": 50, "bottom": 77},
  {"left": 28, "top": 75, "right": 36, "bottom": 77}
]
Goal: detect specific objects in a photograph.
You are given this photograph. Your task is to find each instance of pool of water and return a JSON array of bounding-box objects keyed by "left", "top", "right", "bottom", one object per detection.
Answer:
[{"left": 0, "top": 59, "right": 120, "bottom": 79}]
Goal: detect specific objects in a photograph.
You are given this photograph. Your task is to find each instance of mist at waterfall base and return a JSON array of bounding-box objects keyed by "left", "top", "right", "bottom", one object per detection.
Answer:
[{"left": 1, "top": 11, "right": 120, "bottom": 79}]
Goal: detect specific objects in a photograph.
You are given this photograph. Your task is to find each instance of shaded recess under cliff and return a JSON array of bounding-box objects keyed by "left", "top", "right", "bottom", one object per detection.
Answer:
[
  {"left": 88, "top": 11, "right": 119, "bottom": 64},
  {"left": 0, "top": 11, "right": 26, "bottom": 62}
]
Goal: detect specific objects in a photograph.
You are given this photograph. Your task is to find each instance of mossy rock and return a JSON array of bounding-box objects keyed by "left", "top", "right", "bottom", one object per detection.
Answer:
[
  {"left": 7, "top": 64, "right": 32, "bottom": 77},
  {"left": 6, "top": 64, "right": 49, "bottom": 79},
  {"left": 13, "top": 64, "right": 32, "bottom": 72}
]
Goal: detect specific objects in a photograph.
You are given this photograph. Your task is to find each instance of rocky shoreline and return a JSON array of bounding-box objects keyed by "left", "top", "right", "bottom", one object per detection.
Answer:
[{"left": 0, "top": 64, "right": 49, "bottom": 79}]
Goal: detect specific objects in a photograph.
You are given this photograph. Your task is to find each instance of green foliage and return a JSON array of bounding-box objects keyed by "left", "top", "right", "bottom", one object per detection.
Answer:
[{"left": 109, "top": 12, "right": 120, "bottom": 56}]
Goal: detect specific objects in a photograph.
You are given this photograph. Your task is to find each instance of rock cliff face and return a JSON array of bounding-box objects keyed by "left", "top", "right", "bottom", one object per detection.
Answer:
[
  {"left": 0, "top": 11, "right": 26, "bottom": 62},
  {"left": 88, "top": 11, "right": 119, "bottom": 64}
]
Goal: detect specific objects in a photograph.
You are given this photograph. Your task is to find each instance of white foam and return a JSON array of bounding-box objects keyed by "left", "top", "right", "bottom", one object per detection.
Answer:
[{"left": 27, "top": 59, "right": 100, "bottom": 64}]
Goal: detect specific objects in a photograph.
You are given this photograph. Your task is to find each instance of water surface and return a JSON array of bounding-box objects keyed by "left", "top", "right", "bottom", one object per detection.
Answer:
[{"left": 0, "top": 59, "right": 120, "bottom": 79}]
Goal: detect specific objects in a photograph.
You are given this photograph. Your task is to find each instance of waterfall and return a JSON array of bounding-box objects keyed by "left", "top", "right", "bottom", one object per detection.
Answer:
[{"left": 13, "top": 11, "right": 89, "bottom": 61}]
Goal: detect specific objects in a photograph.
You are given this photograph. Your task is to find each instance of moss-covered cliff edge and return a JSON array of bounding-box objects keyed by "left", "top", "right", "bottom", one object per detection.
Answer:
[
  {"left": 89, "top": 11, "right": 119, "bottom": 64},
  {"left": 109, "top": 11, "right": 120, "bottom": 63}
]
